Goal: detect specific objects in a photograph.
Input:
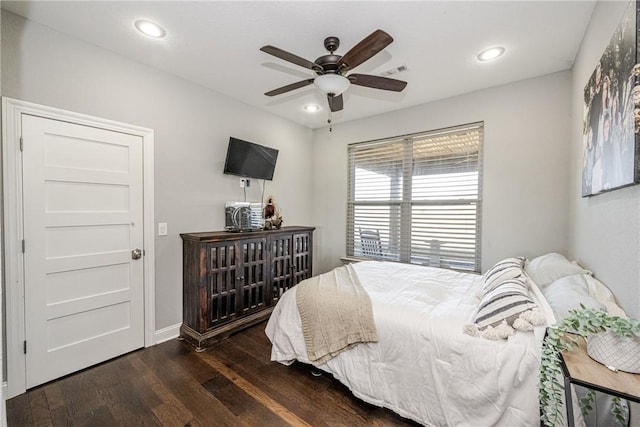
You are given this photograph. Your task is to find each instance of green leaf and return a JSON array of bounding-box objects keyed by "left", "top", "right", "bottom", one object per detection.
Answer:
[{"left": 539, "top": 308, "right": 639, "bottom": 425}]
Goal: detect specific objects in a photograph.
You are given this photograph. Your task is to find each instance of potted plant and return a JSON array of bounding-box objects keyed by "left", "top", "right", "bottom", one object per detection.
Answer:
[{"left": 539, "top": 307, "right": 640, "bottom": 426}]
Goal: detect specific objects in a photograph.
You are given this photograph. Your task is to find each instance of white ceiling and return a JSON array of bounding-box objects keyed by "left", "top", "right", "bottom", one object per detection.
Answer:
[{"left": 2, "top": 1, "right": 596, "bottom": 129}]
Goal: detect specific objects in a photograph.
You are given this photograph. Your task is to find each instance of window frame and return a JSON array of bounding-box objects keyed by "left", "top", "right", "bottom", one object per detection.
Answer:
[{"left": 346, "top": 122, "right": 484, "bottom": 272}]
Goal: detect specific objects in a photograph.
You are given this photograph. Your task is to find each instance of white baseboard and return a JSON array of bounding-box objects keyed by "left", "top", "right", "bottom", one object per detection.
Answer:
[
  {"left": 2, "top": 381, "right": 7, "bottom": 427},
  {"left": 154, "top": 322, "right": 181, "bottom": 344}
]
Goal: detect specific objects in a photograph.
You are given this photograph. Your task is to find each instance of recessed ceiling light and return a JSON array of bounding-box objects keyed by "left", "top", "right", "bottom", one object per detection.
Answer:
[
  {"left": 135, "top": 20, "right": 166, "bottom": 39},
  {"left": 477, "top": 46, "right": 505, "bottom": 62},
  {"left": 304, "top": 104, "right": 320, "bottom": 113}
]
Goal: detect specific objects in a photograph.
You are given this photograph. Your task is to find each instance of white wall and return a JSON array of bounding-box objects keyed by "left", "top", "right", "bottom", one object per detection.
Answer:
[
  {"left": 1, "top": 11, "right": 314, "bottom": 330},
  {"left": 311, "top": 71, "right": 573, "bottom": 274},
  {"left": 569, "top": 1, "right": 640, "bottom": 319}
]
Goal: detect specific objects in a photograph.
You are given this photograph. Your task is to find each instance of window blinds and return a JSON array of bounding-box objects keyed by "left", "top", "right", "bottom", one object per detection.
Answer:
[{"left": 347, "top": 122, "right": 483, "bottom": 272}]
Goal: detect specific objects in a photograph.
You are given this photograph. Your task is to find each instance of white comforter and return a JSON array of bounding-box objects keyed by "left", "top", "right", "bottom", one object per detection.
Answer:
[{"left": 265, "top": 261, "right": 555, "bottom": 426}]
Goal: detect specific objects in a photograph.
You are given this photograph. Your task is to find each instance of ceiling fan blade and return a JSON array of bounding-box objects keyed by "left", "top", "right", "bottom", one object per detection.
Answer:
[
  {"left": 348, "top": 74, "right": 407, "bottom": 92},
  {"left": 328, "top": 94, "right": 344, "bottom": 112},
  {"left": 337, "top": 29, "right": 393, "bottom": 72},
  {"left": 260, "top": 45, "right": 319, "bottom": 71},
  {"left": 265, "top": 78, "right": 315, "bottom": 96}
]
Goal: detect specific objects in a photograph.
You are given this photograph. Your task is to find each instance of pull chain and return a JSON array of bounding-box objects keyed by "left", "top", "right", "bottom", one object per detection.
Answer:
[{"left": 328, "top": 110, "right": 333, "bottom": 132}]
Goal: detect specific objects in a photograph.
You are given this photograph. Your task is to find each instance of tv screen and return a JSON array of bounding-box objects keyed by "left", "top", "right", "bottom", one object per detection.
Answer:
[{"left": 223, "top": 137, "right": 279, "bottom": 181}]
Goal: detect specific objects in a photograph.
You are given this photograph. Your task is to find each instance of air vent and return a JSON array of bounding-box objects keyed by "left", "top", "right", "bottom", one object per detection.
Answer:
[{"left": 380, "top": 65, "right": 408, "bottom": 77}]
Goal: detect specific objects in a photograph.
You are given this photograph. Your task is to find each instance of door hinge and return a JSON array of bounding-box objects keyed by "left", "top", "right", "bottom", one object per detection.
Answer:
[
  {"left": 23, "top": 340, "right": 27, "bottom": 354},
  {"left": 22, "top": 239, "right": 25, "bottom": 253},
  {"left": 20, "top": 137, "right": 24, "bottom": 152}
]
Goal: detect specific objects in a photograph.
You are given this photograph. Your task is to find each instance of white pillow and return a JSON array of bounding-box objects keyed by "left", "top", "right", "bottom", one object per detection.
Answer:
[
  {"left": 525, "top": 253, "right": 590, "bottom": 288},
  {"left": 542, "top": 274, "right": 605, "bottom": 321},
  {"left": 584, "top": 275, "right": 627, "bottom": 318}
]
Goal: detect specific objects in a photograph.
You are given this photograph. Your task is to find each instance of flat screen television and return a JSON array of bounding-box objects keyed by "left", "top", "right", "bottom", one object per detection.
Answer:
[{"left": 223, "top": 137, "right": 279, "bottom": 181}]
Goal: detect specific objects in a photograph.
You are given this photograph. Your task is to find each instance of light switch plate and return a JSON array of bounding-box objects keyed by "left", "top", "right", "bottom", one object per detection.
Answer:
[{"left": 158, "top": 222, "right": 168, "bottom": 236}]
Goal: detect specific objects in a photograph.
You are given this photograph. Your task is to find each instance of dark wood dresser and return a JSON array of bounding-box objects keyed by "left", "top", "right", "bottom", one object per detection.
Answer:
[{"left": 180, "top": 226, "right": 314, "bottom": 350}]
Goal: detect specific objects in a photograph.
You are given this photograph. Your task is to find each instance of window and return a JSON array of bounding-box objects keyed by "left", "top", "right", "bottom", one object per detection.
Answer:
[{"left": 347, "top": 122, "right": 483, "bottom": 272}]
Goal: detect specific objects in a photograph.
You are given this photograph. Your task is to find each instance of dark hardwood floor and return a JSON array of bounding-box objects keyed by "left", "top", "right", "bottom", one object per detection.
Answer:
[{"left": 7, "top": 321, "right": 420, "bottom": 426}]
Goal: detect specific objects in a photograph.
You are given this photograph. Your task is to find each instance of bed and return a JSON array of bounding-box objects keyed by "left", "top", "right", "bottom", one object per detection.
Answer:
[{"left": 264, "top": 255, "right": 627, "bottom": 426}]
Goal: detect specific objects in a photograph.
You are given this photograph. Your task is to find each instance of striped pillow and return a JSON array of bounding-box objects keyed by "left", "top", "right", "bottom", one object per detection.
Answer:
[
  {"left": 482, "top": 257, "right": 525, "bottom": 294},
  {"left": 474, "top": 278, "right": 537, "bottom": 329}
]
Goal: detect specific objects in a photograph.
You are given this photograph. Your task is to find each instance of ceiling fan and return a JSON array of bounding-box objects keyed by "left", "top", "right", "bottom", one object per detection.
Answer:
[{"left": 260, "top": 29, "right": 407, "bottom": 113}]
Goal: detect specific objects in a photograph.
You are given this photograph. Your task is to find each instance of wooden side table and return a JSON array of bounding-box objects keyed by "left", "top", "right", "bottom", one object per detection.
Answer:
[{"left": 559, "top": 334, "right": 640, "bottom": 426}]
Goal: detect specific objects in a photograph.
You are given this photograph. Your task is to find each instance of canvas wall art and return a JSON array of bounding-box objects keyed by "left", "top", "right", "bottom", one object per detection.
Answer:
[{"left": 582, "top": 0, "right": 640, "bottom": 197}]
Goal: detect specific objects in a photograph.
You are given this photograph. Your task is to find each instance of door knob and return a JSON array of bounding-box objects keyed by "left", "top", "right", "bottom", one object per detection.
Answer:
[{"left": 132, "top": 248, "right": 142, "bottom": 260}]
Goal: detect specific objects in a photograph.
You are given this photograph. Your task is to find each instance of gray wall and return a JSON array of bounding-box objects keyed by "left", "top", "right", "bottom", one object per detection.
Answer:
[
  {"left": 569, "top": 1, "right": 640, "bottom": 319},
  {"left": 311, "top": 71, "right": 573, "bottom": 275},
  {"left": 0, "top": 6, "right": 5, "bottom": 424},
  {"left": 1, "top": 11, "right": 314, "bottom": 330}
]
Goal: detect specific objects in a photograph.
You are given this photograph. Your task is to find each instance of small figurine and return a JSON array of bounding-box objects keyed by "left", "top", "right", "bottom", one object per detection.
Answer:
[
  {"left": 264, "top": 195, "right": 283, "bottom": 230},
  {"left": 264, "top": 195, "right": 276, "bottom": 219}
]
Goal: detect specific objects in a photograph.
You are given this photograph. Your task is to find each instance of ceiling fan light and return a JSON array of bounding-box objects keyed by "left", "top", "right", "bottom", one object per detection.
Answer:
[{"left": 314, "top": 74, "right": 350, "bottom": 96}]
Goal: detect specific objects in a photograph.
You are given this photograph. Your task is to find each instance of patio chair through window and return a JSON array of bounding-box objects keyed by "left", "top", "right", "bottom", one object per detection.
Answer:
[{"left": 359, "top": 228, "right": 383, "bottom": 258}]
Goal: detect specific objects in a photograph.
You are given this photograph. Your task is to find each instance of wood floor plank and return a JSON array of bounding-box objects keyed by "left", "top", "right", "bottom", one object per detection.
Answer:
[
  {"left": 56, "top": 368, "right": 108, "bottom": 422},
  {"left": 42, "top": 383, "right": 65, "bottom": 412},
  {"left": 129, "top": 370, "right": 165, "bottom": 412},
  {"left": 204, "top": 340, "right": 360, "bottom": 426},
  {"left": 159, "top": 339, "right": 220, "bottom": 384},
  {"left": 136, "top": 344, "right": 243, "bottom": 427},
  {"left": 48, "top": 407, "right": 70, "bottom": 427},
  {"left": 202, "top": 372, "right": 290, "bottom": 426},
  {"left": 230, "top": 326, "right": 273, "bottom": 365},
  {"left": 155, "top": 338, "right": 272, "bottom": 425},
  {"left": 28, "top": 387, "right": 53, "bottom": 427},
  {"left": 220, "top": 337, "right": 335, "bottom": 397},
  {"left": 91, "top": 353, "right": 145, "bottom": 392},
  {"left": 7, "top": 392, "right": 33, "bottom": 427},
  {"left": 129, "top": 352, "right": 199, "bottom": 427},
  {"left": 211, "top": 327, "right": 418, "bottom": 426},
  {"left": 150, "top": 402, "right": 199, "bottom": 427},
  {"left": 242, "top": 322, "right": 271, "bottom": 345},
  {"left": 99, "top": 377, "right": 162, "bottom": 426},
  {"left": 71, "top": 404, "right": 119, "bottom": 427},
  {"left": 7, "top": 321, "right": 419, "bottom": 427},
  {"left": 41, "top": 383, "right": 71, "bottom": 427},
  {"left": 198, "top": 350, "right": 312, "bottom": 427}
]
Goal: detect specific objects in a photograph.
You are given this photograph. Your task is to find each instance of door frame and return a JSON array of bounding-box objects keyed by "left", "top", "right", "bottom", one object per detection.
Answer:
[{"left": 2, "top": 97, "right": 156, "bottom": 398}]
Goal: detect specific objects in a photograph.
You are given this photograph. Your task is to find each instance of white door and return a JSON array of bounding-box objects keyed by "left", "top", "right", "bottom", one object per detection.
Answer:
[{"left": 22, "top": 114, "right": 145, "bottom": 388}]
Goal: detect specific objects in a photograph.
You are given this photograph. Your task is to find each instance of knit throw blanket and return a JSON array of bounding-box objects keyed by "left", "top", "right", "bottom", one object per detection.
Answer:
[{"left": 295, "top": 264, "right": 378, "bottom": 365}]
